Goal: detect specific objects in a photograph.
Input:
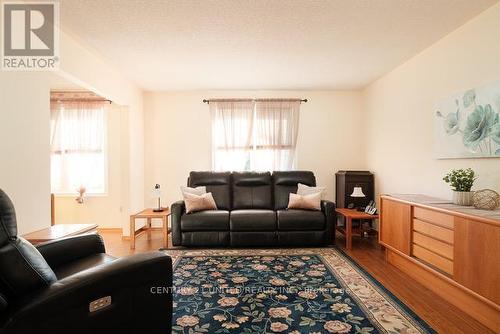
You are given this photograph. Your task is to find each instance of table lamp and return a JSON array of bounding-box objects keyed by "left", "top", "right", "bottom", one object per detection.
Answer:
[
  {"left": 152, "top": 184, "right": 164, "bottom": 212},
  {"left": 350, "top": 186, "right": 366, "bottom": 211}
]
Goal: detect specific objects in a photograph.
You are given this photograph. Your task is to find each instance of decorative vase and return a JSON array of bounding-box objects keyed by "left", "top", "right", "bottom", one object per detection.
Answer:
[{"left": 452, "top": 191, "right": 473, "bottom": 206}]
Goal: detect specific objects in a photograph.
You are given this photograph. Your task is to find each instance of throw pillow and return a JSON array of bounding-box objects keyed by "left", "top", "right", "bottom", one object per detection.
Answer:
[
  {"left": 287, "top": 192, "right": 322, "bottom": 211},
  {"left": 297, "top": 183, "right": 326, "bottom": 197},
  {"left": 181, "top": 185, "right": 207, "bottom": 196},
  {"left": 183, "top": 192, "right": 218, "bottom": 213}
]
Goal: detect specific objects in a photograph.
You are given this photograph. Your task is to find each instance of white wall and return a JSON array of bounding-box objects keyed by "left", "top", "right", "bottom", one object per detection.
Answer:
[
  {"left": 0, "top": 29, "right": 144, "bottom": 235},
  {"left": 363, "top": 2, "right": 500, "bottom": 201},
  {"left": 143, "top": 90, "right": 365, "bottom": 208},
  {"left": 54, "top": 104, "right": 129, "bottom": 229},
  {"left": 58, "top": 30, "right": 145, "bottom": 221},
  {"left": 0, "top": 72, "right": 51, "bottom": 235}
]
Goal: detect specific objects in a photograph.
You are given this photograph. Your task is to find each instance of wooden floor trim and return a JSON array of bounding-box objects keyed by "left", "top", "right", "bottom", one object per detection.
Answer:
[{"left": 97, "top": 228, "right": 122, "bottom": 232}]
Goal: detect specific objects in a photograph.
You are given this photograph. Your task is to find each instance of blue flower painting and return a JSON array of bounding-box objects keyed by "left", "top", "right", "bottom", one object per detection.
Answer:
[{"left": 435, "top": 82, "right": 500, "bottom": 158}]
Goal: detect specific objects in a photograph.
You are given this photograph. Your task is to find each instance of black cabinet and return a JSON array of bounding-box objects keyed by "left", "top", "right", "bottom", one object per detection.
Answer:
[{"left": 335, "top": 171, "right": 374, "bottom": 209}]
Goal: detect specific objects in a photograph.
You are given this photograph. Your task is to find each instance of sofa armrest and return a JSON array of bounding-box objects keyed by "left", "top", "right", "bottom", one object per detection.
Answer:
[
  {"left": 170, "top": 200, "right": 185, "bottom": 246},
  {"left": 321, "top": 200, "right": 336, "bottom": 245},
  {"left": 36, "top": 234, "right": 106, "bottom": 269},
  {"left": 2, "top": 252, "right": 173, "bottom": 334}
]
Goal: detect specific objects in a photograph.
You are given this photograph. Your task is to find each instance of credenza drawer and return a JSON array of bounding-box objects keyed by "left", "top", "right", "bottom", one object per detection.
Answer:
[
  {"left": 413, "top": 207, "right": 454, "bottom": 229},
  {"left": 413, "top": 219, "right": 454, "bottom": 244},
  {"left": 412, "top": 231, "right": 453, "bottom": 260},
  {"left": 412, "top": 244, "right": 454, "bottom": 275}
]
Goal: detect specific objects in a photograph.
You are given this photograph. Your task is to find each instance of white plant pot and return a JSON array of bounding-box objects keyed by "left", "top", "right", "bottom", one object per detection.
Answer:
[{"left": 452, "top": 191, "right": 473, "bottom": 206}]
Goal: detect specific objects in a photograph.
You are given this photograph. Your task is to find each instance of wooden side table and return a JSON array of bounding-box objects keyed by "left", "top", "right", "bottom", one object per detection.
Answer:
[
  {"left": 335, "top": 208, "right": 379, "bottom": 250},
  {"left": 129, "top": 208, "right": 170, "bottom": 249},
  {"left": 23, "top": 223, "right": 98, "bottom": 245}
]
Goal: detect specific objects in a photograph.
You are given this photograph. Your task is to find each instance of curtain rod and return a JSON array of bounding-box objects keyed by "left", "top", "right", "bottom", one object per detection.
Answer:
[
  {"left": 203, "top": 98, "right": 308, "bottom": 104},
  {"left": 51, "top": 99, "right": 112, "bottom": 104},
  {"left": 51, "top": 90, "right": 112, "bottom": 104},
  {"left": 50, "top": 98, "right": 112, "bottom": 104}
]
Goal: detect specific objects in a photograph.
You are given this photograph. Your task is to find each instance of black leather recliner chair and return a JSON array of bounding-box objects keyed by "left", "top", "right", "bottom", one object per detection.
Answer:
[
  {"left": 171, "top": 171, "right": 336, "bottom": 247},
  {"left": 0, "top": 189, "right": 173, "bottom": 334}
]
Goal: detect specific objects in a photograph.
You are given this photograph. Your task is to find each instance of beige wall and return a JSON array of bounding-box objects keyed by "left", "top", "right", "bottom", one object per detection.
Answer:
[
  {"left": 363, "top": 2, "right": 500, "bottom": 201},
  {"left": 0, "top": 28, "right": 143, "bottom": 235},
  {"left": 59, "top": 30, "right": 145, "bottom": 220},
  {"left": 0, "top": 72, "right": 51, "bottom": 235},
  {"left": 54, "top": 104, "right": 129, "bottom": 229},
  {"left": 58, "top": 30, "right": 144, "bottom": 235},
  {"left": 144, "top": 90, "right": 365, "bottom": 208}
]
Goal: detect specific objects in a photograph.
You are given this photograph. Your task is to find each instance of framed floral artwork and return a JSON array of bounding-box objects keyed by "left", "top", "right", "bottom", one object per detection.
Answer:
[{"left": 434, "top": 81, "right": 500, "bottom": 158}]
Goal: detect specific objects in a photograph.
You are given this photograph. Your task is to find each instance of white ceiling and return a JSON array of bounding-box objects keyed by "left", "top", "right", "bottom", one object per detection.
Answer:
[{"left": 59, "top": 0, "right": 498, "bottom": 91}]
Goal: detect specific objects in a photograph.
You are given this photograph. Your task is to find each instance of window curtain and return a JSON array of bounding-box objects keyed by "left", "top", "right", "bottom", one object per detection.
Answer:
[
  {"left": 211, "top": 100, "right": 255, "bottom": 171},
  {"left": 255, "top": 100, "right": 300, "bottom": 171},
  {"left": 50, "top": 101, "right": 106, "bottom": 194}
]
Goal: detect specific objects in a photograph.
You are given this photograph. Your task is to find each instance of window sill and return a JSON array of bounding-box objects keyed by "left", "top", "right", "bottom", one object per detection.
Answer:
[{"left": 53, "top": 193, "right": 108, "bottom": 198}]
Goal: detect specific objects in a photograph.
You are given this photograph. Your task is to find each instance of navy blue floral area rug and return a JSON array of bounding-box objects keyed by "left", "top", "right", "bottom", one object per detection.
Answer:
[{"left": 163, "top": 248, "right": 435, "bottom": 334}]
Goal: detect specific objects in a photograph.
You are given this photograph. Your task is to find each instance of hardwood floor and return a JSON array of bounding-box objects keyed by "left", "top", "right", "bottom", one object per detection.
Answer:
[
  {"left": 336, "top": 235, "right": 494, "bottom": 334},
  {"left": 98, "top": 229, "right": 493, "bottom": 334},
  {"left": 98, "top": 228, "right": 166, "bottom": 257}
]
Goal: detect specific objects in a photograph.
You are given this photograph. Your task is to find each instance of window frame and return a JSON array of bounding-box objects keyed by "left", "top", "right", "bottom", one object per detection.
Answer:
[
  {"left": 50, "top": 104, "right": 109, "bottom": 196},
  {"left": 211, "top": 103, "right": 299, "bottom": 172}
]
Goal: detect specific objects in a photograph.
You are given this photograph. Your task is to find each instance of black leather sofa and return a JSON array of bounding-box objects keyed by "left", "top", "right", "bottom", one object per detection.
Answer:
[
  {"left": 171, "top": 171, "right": 336, "bottom": 247},
  {"left": 0, "top": 189, "right": 173, "bottom": 334}
]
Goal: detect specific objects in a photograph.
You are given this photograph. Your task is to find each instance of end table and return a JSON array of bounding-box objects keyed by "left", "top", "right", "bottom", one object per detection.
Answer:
[
  {"left": 335, "top": 208, "right": 379, "bottom": 250},
  {"left": 23, "top": 223, "right": 98, "bottom": 245},
  {"left": 129, "top": 208, "right": 170, "bottom": 249}
]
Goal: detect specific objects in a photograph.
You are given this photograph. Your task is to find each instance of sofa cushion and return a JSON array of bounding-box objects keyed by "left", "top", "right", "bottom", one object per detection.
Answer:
[
  {"left": 181, "top": 210, "right": 229, "bottom": 231},
  {"left": 297, "top": 183, "right": 326, "bottom": 197},
  {"left": 188, "top": 172, "right": 231, "bottom": 210},
  {"left": 232, "top": 172, "right": 273, "bottom": 210},
  {"left": 277, "top": 209, "right": 325, "bottom": 230},
  {"left": 181, "top": 185, "right": 207, "bottom": 196},
  {"left": 183, "top": 192, "right": 218, "bottom": 213},
  {"left": 230, "top": 209, "right": 276, "bottom": 231},
  {"left": 287, "top": 192, "right": 321, "bottom": 211},
  {"left": 273, "top": 171, "right": 316, "bottom": 210}
]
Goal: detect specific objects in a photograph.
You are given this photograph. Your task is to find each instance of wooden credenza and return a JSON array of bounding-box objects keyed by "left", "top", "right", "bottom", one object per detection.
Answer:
[{"left": 379, "top": 194, "right": 500, "bottom": 332}]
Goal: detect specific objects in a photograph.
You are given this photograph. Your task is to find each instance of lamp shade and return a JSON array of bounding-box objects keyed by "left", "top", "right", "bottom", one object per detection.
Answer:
[
  {"left": 152, "top": 189, "right": 162, "bottom": 198},
  {"left": 350, "top": 186, "right": 365, "bottom": 198},
  {"left": 152, "top": 184, "right": 162, "bottom": 198}
]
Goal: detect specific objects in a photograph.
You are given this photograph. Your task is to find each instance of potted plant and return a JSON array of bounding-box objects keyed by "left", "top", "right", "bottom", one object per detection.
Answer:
[{"left": 443, "top": 168, "right": 476, "bottom": 206}]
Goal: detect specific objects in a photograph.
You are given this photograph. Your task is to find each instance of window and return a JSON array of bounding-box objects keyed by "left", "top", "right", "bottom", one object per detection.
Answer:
[
  {"left": 211, "top": 99, "right": 300, "bottom": 171},
  {"left": 50, "top": 101, "right": 107, "bottom": 194}
]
